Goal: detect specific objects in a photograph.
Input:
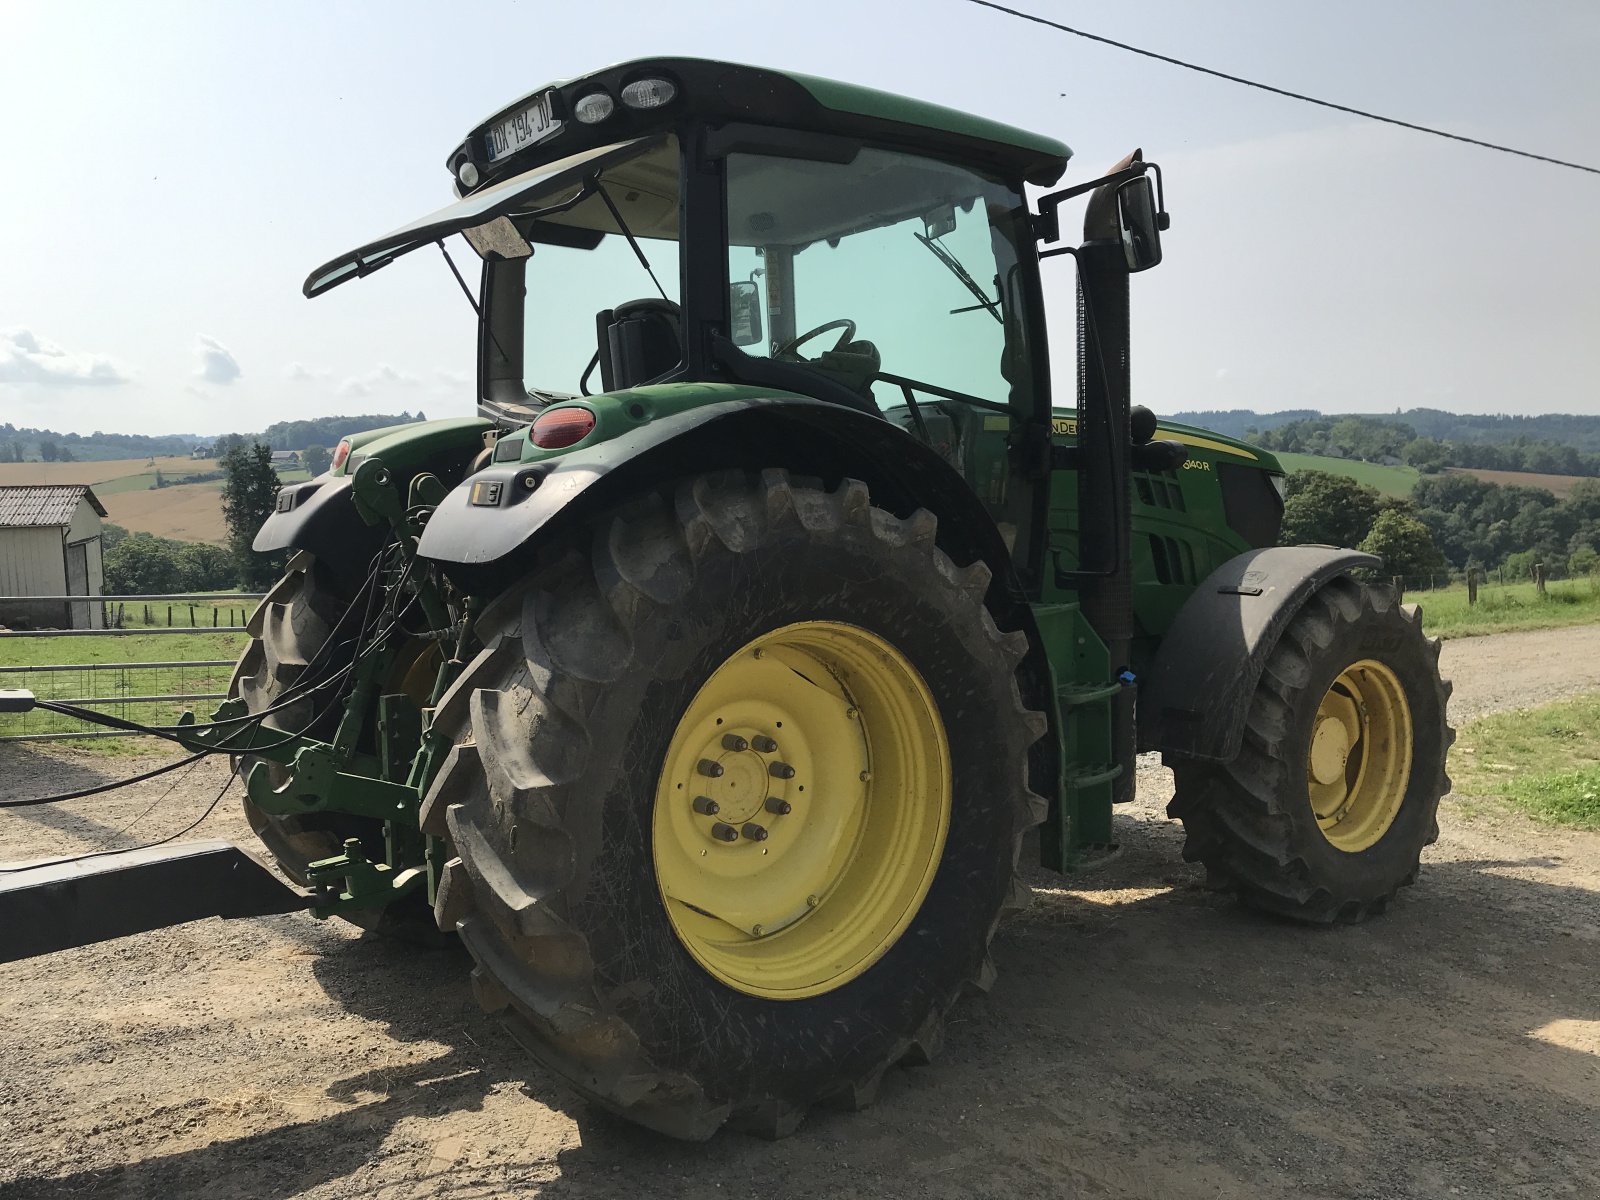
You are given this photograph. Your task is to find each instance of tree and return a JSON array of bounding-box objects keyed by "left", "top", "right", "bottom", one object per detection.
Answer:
[
  {"left": 177, "top": 542, "right": 237, "bottom": 590},
  {"left": 1357, "top": 510, "right": 1449, "bottom": 580},
  {"left": 1280, "top": 471, "right": 1382, "bottom": 549},
  {"left": 1402, "top": 437, "right": 1447, "bottom": 472},
  {"left": 1569, "top": 544, "right": 1600, "bottom": 578},
  {"left": 302, "top": 444, "right": 332, "bottom": 475},
  {"left": 212, "top": 433, "right": 247, "bottom": 465},
  {"left": 221, "top": 442, "right": 286, "bottom": 587},
  {"left": 37, "top": 437, "right": 59, "bottom": 462},
  {"left": 103, "top": 533, "right": 185, "bottom": 594}
]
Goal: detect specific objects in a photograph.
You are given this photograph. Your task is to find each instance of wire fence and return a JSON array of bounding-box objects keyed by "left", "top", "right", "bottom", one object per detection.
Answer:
[{"left": 0, "top": 592, "right": 262, "bottom": 742}]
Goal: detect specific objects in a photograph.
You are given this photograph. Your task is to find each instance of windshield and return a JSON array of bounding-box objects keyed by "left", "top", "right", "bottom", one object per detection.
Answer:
[
  {"left": 506, "top": 135, "right": 681, "bottom": 398},
  {"left": 725, "top": 146, "right": 1033, "bottom": 418}
]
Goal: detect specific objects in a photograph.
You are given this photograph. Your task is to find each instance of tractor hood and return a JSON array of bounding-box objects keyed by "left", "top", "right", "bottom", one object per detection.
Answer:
[{"left": 301, "top": 137, "right": 648, "bottom": 298}]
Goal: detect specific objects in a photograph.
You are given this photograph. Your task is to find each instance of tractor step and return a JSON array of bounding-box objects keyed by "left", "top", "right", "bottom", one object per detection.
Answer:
[
  {"left": 0, "top": 839, "right": 309, "bottom": 963},
  {"left": 1066, "top": 762, "right": 1123, "bottom": 788},
  {"left": 1055, "top": 681, "right": 1122, "bottom": 708}
]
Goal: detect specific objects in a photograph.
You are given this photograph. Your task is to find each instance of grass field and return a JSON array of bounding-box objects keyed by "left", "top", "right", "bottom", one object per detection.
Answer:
[
  {"left": 0, "top": 602, "right": 251, "bottom": 750},
  {"left": 1451, "top": 692, "right": 1600, "bottom": 829},
  {"left": 1407, "top": 575, "right": 1600, "bottom": 638},
  {"left": 1273, "top": 451, "right": 1420, "bottom": 497}
]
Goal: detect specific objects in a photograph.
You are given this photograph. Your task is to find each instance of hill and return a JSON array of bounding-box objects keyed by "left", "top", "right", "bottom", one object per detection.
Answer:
[
  {"left": 0, "top": 455, "right": 302, "bottom": 545},
  {"left": 1172, "top": 408, "right": 1600, "bottom": 454},
  {"left": 0, "top": 412, "right": 425, "bottom": 463},
  {"left": 1273, "top": 452, "right": 1419, "bottom": 498},
  {"left": 1444, "top": 467, "right": 1589, "bottom": 499}
]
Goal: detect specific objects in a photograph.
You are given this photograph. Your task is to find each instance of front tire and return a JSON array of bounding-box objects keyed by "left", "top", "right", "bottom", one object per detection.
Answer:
[
  {"left": 422, "top": 471, "right": 1046, "bottom": 1139},
  {"left": 1167, "top": 576, "right": 1453, "bottom": 923}
]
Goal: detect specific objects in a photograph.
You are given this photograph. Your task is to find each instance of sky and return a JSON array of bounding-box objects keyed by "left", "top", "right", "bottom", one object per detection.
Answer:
[{"left": 1, "top": 0, "right": 1597, "bottom": 437}]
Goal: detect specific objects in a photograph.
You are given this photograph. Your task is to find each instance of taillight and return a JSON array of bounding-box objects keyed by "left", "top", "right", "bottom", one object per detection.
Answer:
[
  {"left": 530, "top": 407, "right": 596, "bottom": 449},
  {"left": 331, "top": 438, "right": 352, "bottom": 471}
]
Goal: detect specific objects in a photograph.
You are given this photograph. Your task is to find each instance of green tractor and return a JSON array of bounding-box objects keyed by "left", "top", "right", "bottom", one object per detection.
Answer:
[{"left": 207, "top": 60, "right": 1449, "bottom": 1137}]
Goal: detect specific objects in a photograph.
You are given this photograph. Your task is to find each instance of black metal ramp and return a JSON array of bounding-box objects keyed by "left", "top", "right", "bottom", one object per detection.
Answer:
[{"left": 0, "top": 839, "right": 309, "bottom": 963}]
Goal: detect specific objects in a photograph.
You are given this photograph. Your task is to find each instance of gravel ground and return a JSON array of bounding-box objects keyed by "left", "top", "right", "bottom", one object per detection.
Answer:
[{"left": 1, "top": 623, "right": 1598, "bottom": 1199}]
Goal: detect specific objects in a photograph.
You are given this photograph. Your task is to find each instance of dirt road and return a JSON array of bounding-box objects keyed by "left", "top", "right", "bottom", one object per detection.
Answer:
[{"left": 2, "top": 624, "right": 1598, "bottom": 1199}]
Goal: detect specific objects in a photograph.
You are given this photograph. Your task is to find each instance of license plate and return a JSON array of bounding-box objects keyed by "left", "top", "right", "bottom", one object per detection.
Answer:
[{"left": 485, "top": 93, "right": 560, "bottom": 162}]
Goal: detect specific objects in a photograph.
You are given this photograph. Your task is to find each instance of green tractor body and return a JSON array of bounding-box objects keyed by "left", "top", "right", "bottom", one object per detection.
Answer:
[{"left": 165, "top": 57, "right": 1449, "bottom": 1137}]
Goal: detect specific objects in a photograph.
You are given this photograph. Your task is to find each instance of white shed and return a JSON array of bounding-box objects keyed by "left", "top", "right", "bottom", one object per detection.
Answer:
[{"left": 0, "top": 484, "right": 107, "bottom": 629}]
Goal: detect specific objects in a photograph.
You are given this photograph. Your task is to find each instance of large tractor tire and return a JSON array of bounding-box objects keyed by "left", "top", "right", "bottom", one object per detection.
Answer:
[
  {"left": 231, "top": 551, "right": 370, "bottom": 887},
  {"left": 422, "top": 470, "right": 1047, "bottom": 1139},
  {"left": 1167, "top": 576, "right": 1453, "bottom": 924}
]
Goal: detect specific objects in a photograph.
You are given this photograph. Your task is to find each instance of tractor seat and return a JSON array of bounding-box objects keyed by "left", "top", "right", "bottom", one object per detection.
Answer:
[{"left": 594, "top": 298, "right": 683, "bottom": 391}]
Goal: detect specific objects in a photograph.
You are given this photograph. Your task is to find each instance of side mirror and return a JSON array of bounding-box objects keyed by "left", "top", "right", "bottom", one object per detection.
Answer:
[
  {"left": 1115, "top": 176, "right": 1165, "bottom": 273},
  {"left": 729, "top": 280, "right": 764, "bottom": 347}
]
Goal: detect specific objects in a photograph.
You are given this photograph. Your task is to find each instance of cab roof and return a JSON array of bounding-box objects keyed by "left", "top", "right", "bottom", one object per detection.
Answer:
[{"left": 447, "top": 57, "right": 1072, "bottom": 196}]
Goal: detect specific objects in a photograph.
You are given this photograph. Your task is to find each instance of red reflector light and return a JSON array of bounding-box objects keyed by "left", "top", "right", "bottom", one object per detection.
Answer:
[
  {"left": 331, "top": 438, "right": 352, "bottom": 471},
  {"left": 530, "top": 407, "right": 596, "bottom": 449}
]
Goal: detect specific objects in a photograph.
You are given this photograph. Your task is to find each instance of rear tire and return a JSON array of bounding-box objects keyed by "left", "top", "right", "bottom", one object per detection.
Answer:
[
  {"left": 231, "top": 550, "right": 440, "bottom": 937},
  {"left": 231, "top": 551, "right": 377, "bottom": 887},
  {"left": 1167, "top": 577, "right": 1453, "bottom": 923},
  {"left": 422, "top": 471, "right": 1046, "bottom": 1139}
]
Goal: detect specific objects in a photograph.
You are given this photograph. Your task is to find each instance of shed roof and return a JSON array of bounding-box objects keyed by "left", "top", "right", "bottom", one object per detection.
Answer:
[{"left": 0, "top": 484, "right": 108, "bottom": 528}]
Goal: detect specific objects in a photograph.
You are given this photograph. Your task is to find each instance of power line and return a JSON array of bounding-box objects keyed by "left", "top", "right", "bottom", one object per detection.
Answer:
[{"left": 961, "top": 0, "right": 1600, "bottom": 177}]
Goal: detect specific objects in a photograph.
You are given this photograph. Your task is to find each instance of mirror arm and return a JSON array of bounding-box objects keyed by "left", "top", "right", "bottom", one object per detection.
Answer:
[{"left": 1034, "top": 162, "right": 1165, "bottom": 245}]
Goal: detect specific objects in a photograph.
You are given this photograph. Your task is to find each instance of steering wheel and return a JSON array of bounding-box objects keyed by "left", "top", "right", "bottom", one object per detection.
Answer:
[{"left": 773, "top": 318, "right": 856, "bottom": 361}]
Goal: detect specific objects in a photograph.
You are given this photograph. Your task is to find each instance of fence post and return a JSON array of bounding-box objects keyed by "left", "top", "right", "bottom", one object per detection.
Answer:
[
  {"left": 213, "top": 607, "right": 219, "bottom": 628},
  {"left": 1534, "top": 563, "right": 1547, "bottom": 596},
  {"left": 189, "top": 604, "right": 196, "bottom": 627},
  {"left": 1393, "top": 574, "right": 1404, "bottom": 600},
  {"left": 1467, "top": 569, "right": 1478, "bottom": 606},
  {"left": 167, "top": 605, "right": 173, "bottom": 627}
]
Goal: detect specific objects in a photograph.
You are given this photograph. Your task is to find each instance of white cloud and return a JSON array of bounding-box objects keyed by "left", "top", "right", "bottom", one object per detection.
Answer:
[
  {"left": 339, "top": 363, "right": 421, "bottom": 397},
  {"left": 1215, "top": 368, "right": 1231, "bottom": 381},
  {"left": 0, "top": 328, "right": 129, "bottom": 386},
  {"left": 284, "top": 361, "right": 332, "bottom": 383},
  {"left": 194, "top": 334, "right": 241, "bottom": 384}
]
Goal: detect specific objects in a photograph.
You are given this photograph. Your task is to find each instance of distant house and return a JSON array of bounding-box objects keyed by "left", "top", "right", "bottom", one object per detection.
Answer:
[
  {"left": 0, "top": 485, "right": 107, "bottom": 629},
  {"left": 191, "top": 444, "right": 213, "bottom": 459},
  {"left": 269, "top": 450, "right": 301, "bottom": 471}
]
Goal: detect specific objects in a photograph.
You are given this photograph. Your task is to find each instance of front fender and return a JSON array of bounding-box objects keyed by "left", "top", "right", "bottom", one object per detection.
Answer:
[
  {"left": 1137, "top": 546, "right": 1382, "bottom": 763},
  {"left": 254, "top": 417, "right": 492, "bottom": 592}
]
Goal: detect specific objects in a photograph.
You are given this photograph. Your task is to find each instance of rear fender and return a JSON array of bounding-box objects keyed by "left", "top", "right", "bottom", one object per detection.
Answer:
[
  {"left": 1137, "top": 546, "right": 1382, "bottom": 763},
  {"left": 416, "top": 396, "right": 1057, "bottom": 795}
]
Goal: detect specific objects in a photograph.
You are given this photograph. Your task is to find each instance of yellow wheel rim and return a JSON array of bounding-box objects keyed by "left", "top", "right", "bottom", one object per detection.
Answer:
[
  {"left": 1307, "top": 659, "right": 1413, "bottom": 852},
  {"left": 652, "top": 621, "right": 951, "bottom": 1000}
]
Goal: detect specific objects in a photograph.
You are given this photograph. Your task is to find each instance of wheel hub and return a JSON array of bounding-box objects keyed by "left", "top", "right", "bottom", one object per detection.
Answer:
[
  {"left": 1306, "top": 659, "right": 1414, "bottom": 853},
  {"left": 652, "top": 621, "right": 950, "bottom": 1000}
]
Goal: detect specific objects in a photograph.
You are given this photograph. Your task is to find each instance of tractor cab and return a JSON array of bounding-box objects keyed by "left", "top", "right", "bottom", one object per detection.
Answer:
[{"left": 303, "top": 59, "right": 1080, "bottom": 556}]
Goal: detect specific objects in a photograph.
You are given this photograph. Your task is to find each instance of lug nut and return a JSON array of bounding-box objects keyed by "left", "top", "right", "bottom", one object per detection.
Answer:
[
  {"left": 721, "top": 734, "right": 749, "bottom": 752},
  {"left": 741, "top": 822, "right": 769, "bottom": 841},
  {"left": 806, "top": 894, "right": 820, "bottom": 908},
  {"left": 692, "top": 795, "right": 720, "bottom": 816},
  {"left": 710, "top": 822, "right": 739, "bottom": 842},
  {"left": 764, "top": 797, "right": 792, "bottom": 815},
  {"left": 751, "top": 735, "right": 778, "bottom": 754},
  {"left": 768, "top": 761, "right": 796, "bottom": 780},
  {"left": 751, "top": 924, "right": 764, "bottom": 936},
  {"left": 697, "top": 758, "right": 724, "bottom": 778}
]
